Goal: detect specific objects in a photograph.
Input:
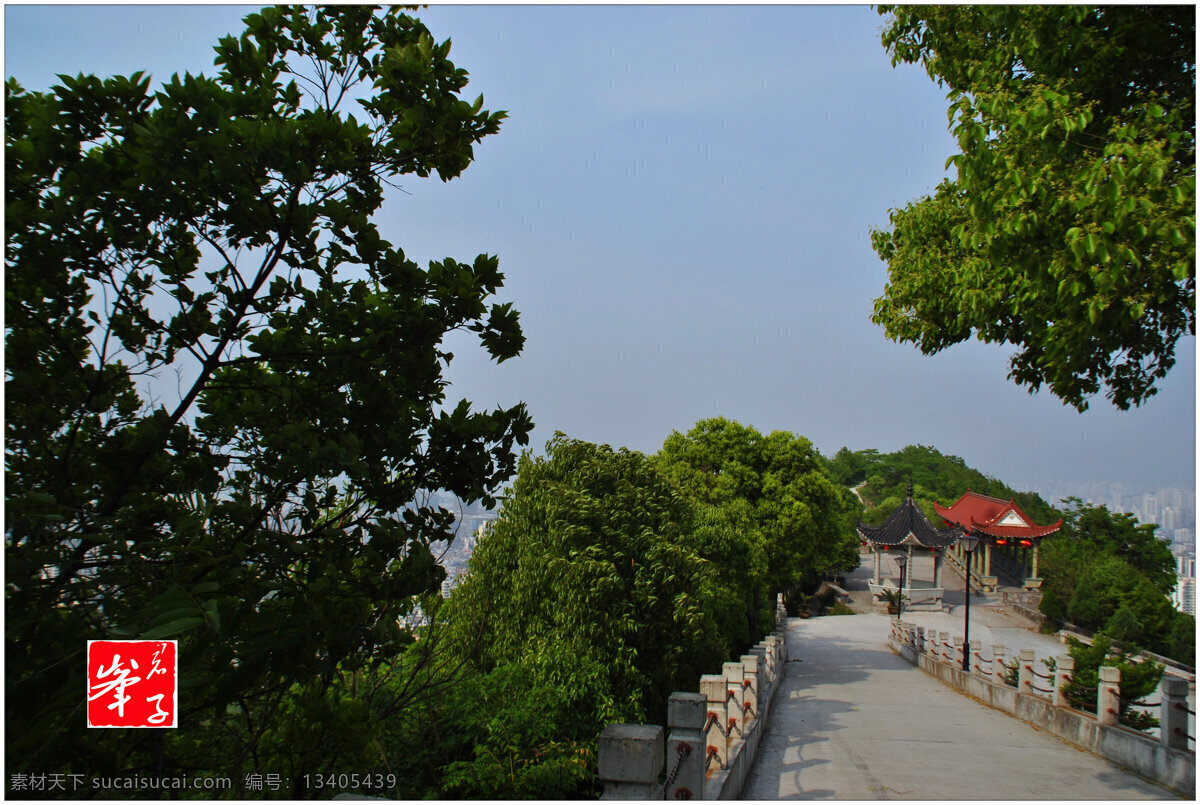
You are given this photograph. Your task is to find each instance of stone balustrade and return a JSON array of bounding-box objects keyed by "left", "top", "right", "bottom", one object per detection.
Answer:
[
  {"left": 597, "top": 595, "right": 789, "bottom": 799},
  {"left": 887, "top": 619, "right": 1195, "bottom": 796}
]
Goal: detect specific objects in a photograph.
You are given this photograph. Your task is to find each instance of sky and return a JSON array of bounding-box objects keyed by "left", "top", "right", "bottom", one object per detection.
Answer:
[{"left": 5, "top": 4, "right": 1196, "bottom": 494}]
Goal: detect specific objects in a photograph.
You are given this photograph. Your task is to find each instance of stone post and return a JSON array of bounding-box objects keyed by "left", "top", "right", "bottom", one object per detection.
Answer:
[
  {"left": 953, "top": 636, "right": 965, "bottom": 670},
  {"left": 1053, "top": 656, "right": 1074, "bottom": 708},
  {"left": 1098, "top": 666, "right": 1121, "bottom": 727},
  {"left": 741, "top": 654, "right": 759, "bottom": 725},
  {"left": 993, "top": 646, "right": 1006, "bottom": 682},
  {"left": 969, "top": 640, "right": 981, "bottom": 675},
  {"left": 938, "top": 631, "right": 950, "bottom": 664},
  {"left": 665, "top": 692, "right": 706, "bottom": 801},
  {"left": 1160, "top": 677, "right": 1190, "bottom": 750},
  {"left": 700, "top": 674, "right": 729, "bottom": 770},
  {"left": 764, "top": 635, "right": 779, "bottom": 686},
  {"left": 598, "top": 724, "right": 663, "bottom": 799},
  {"left": 749, "top": 644, "right": 768, "bottom": 703},
  {"left": 723, "top": 661, "right": 746, "bottom": 743},
  {"left": 1018, "top": 649, "right": 1035, "bottom": 694},
  {"left": 914, "top": 626, "right": 926, "bottom": 655}
]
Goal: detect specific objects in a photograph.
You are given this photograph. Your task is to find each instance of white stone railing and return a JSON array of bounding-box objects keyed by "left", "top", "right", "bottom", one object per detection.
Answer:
[
  {"left": 888, "top": 619, "right": 1195, "bottom": 796},
  {"left": 597, "top": 595, "right": 788, "bottom": 799}
]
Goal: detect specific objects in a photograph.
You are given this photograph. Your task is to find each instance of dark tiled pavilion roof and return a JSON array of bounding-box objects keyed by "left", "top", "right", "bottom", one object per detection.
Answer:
[{"left": 857, "top": 484, "right": 964, "bottom": 548}]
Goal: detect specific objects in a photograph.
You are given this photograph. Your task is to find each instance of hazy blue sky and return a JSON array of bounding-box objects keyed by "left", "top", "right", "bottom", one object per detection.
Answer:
[{"left": 6, "top": 4, "right": 1195, "bottom": 492}]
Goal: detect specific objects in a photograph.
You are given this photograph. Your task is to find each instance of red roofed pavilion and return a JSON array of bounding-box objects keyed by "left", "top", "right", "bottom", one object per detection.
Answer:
[{"left": 935, "top": 491, "right": 1063, "bottom": 592}]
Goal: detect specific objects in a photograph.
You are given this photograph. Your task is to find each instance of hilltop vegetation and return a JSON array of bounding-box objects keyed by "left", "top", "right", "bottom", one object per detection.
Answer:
[{"left": 830, "top": 444, "right": 1059, "bottom": 527}]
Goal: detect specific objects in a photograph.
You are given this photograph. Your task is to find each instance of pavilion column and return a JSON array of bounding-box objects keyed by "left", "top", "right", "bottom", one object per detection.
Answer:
[
  {"left": 904, "top": 547, "right": 913, "bottom": 596},
  {"left": 983, "top": 542, "right": 992, "bottom": 577},
  {"left": 1031, "top": 543, "right": 1039, "bottom": 579},
  {"left": 933, "top": 551, "right": 943, "bottom": 587},
  {"left": 873, "top": 549, "right": 880, "bottom": 585}
]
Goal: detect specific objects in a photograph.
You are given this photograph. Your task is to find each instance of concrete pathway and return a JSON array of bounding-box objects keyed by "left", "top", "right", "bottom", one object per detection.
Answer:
[{"left": 742, "top": 611, "right": 1179, "bottom": 800}]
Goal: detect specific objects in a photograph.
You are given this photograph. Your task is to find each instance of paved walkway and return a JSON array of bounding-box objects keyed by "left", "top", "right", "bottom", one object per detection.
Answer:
[{"left": 742, "top": 610, "right": 1178, "bottom": 800}]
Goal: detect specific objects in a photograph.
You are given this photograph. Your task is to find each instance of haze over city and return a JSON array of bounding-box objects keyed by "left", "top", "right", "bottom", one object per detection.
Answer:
[{"left": 6, "top": 3, "right": 1195, "bottom": 493}]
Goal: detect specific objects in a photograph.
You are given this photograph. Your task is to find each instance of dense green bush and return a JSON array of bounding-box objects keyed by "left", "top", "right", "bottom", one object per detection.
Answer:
[
  {"left": 1040, "top": 500, "right": 1191, "bottom": 665},
  {"left": 1059, "top": 634, "right": 1163, "bottom": 732}
]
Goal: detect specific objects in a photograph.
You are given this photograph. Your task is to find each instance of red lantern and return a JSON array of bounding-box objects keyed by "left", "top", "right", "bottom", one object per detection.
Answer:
[
  {"left": 995, "top": 539, "right": 1007, "bottom": 546},
  {"left": 1019, "top": 539, "right": 1032, "bottom": 548}
]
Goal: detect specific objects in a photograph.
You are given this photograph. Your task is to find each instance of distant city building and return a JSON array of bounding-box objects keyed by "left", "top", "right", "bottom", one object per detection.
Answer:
[
  {"left": 1174, "top": 528, "right": 1193, "bottom": 550},
  {"left": 1171, "top": 553, "right": 1196, "bottom": 616}
]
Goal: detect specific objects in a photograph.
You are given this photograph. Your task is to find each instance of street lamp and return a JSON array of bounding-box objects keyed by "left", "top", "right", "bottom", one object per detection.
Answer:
[
  {"left": 894, "top": 554, "right": 908, "bottom": 620},
  {"left": 959, "top": 534, "right": 982, "bottom": 671}
]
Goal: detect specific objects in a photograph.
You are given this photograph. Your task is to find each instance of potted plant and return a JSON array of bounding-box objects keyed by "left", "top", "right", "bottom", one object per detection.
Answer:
[{"left": 881, "top": 588, "right": 908, "bottom": 615}]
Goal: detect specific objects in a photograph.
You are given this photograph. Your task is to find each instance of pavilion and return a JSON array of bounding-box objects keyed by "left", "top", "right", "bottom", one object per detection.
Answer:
[
  {"left": 857, "top": 484, "right": 963, "bottom": 610},
  {"left": 934, "top": 491, "right": 1063, "bottom": 592}
]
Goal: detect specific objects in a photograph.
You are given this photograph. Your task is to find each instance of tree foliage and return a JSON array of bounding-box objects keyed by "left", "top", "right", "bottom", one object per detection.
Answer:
[
  {"left": 1039, "top": 499, "right": 1191, "bottom": 664},
  {"left": 851, "top": 444, "right": 1058, "bottom": 527},
  {"left": 6, "top": 5, "right": 530, "bottom": 783},
  {"left": 657, "top": 418, "right": 860, "bottom": 617},
  {"left": 1059, "top": 634, "right": 1163, "bottom": 732},
  {"left": 439, "top": 435, "right": 724, "bottom": 796},
  {"left": 872, "top": 6, "right": 1195, "bottom": 411}
]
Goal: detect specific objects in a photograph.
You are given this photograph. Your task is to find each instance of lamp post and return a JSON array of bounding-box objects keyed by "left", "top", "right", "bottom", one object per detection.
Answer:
[
  {"left": 894, "top": 554, "right": 908, "bottom": 620},
  {"left": 959, "top": 534, "right": 981, "bottom": 671}
]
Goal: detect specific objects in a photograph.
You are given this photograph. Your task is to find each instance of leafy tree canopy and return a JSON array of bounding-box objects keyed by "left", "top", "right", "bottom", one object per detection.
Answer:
[
  {"left": 872, "top": 6, "right": 1195, "bottom": 411},
  {"left": 6, "top": 5, "right": 529, "bottom": 780},
  {"left": 446, "top": 434, "right": 724, "bottom": 733},
  {"left": 851, "top": 444, "right": 1059, "bottom": 527},
  {"left": 1039, "top": 499, "right": 1189, "bottom": 664},
  {"left": 657, "top": 418, "right": 860, "bottom": 610}
]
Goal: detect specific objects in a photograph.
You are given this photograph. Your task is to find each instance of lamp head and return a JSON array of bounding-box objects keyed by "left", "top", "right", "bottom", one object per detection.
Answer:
[{"left": 960, "top": 534, "right": 982, "bottom": 554}]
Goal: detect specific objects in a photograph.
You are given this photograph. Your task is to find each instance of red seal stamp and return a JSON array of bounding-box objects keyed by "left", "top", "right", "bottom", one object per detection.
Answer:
[{"left": 86, "top": 640, "right": 177, "bottom": 728}]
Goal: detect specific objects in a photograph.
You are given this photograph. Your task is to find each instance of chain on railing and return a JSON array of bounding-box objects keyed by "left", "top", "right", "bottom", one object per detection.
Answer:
[
  {"left": 728, "top": 717, "right": 742, "bottom": 738},
  {"left": 1118, "top": 690, "right": 1160, "bottom": 708},
  {"left": 1031, "top": 666, "right": 1055, "bottom": 695},
  {"left": 703, "top": 712, "right": 727, "bottom": 739},
  {"left": 1064, "top": 683, "right": 1097, "bottom": 713},
  {"left": 705, "top": 745, "right": 722, "bottom": 770},
  {"left": 662, "top": 741, "right": 692, "bottom": 795},
  {"left": 1173, "top": 701, "right": 1195, "bottom": 744},
  {"left": 971, "top": 650, "right": 984, "bottom": 675}
]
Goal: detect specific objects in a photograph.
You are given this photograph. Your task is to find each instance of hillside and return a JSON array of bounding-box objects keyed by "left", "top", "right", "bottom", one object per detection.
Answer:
[{"left": 826, "top": 444, "right": 1060, "bottom": 527}]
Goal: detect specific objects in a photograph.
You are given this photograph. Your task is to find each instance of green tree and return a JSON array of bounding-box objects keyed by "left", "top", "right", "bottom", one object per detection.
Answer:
[
  {"left": 825, "top": 446, "right": 878, "bottom": 488},
  {"left": 854, "top": 444, "right": 1059, "bottom": 527},
  {"left": 1039, "top": 499, "right": 1189, "bottom": 664},
  {"left": 442, "top": 434, "right": 723, "bottom": 796},
  {"left": 1059, "top": 634, "right": 1163, "bottom": 732},
  {"left": 657, "top": 418, "right": 859, "bottom": 619},
  {"left": 871, "top": 6, "right": 1195, "bottom": 411},
  {"left": 6, "top": 5, "right": 530, "bottom": 784}
]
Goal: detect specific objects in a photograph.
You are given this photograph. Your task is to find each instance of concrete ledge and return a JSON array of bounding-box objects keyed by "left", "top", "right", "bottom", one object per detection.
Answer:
[{"left": 890, "top": 636, "right": 1195, "bottom": 797}]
